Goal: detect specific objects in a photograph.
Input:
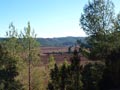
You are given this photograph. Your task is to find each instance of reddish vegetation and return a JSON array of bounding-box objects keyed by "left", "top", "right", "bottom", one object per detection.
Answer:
[
  {"left": 40, "top": 46, "right": 68, "bottom": 54},
  {"left": 40, "top": 47, "right": 90, "bottom": 65}
]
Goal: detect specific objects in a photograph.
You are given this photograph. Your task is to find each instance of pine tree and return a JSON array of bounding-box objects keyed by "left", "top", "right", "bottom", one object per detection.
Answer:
[
  {"left": 19, "top": 22, "right": 40, "bottom": 90},
  {"left": 80, "top": 0, "right": 115, "bottom": 59},
  {"left": 59, "top": 62, "right": 68, "bottom": 90},
  {"left": 0, "top": 43, "right": 23, "bottom": 90},
  {"left": 67, "top": 49, "right": 83, "bottom": 90},
  {"left": 82, "top": 63, "right": 105, "bottom": 90},
  {"left": 48, "top": 63, "right": 59, "bottom": 90},
  {"left": 47, "top": 50, "right": 83, "bottom": 90},
  {"left": 80, "top": 0, "right": 120, "bottom": 89},
  {"left": 48, "top": 55, "right": 55, "bottom": 70},
  {"left": 5, "top": 22, "right": 43, "bottom": 90}
]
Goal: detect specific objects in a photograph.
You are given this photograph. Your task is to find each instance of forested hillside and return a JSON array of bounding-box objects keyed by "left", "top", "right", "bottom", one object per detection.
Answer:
[
  {"left": 37, "top": 36, "right": 86, "bottom": 46},
  {"left": 0, "top": 37, "right": 86, "bottom": 47}
]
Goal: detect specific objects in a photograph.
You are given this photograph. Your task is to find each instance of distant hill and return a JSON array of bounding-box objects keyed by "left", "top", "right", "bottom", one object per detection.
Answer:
[
  {"left": 0, "top": 36, "right": 86, "bottom": 47},
  {"left": 37, "top": 36, "right": 86, "bottom": 47}
]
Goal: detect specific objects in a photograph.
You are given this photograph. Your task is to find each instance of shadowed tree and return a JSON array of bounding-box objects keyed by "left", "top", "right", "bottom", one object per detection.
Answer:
[
  {"left": 82, "top": 63, "right": 105, "bottom": 90},
  {"left": 0, "top": 43, "right": 23, "bottom": 90},
  {"left": 80, "top": 0, "right": 120, "bottom": 89},
  {"left": 47, "top": 50, "right": 83, "bottom": 90},
  {"left": 80, "top": 0, "right": 115, "bottom": 59}
]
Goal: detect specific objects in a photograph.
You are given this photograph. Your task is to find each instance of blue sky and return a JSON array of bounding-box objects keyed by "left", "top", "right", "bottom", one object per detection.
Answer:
[{"left": 0, "top": 0, "right": 120, "bottom": 38}]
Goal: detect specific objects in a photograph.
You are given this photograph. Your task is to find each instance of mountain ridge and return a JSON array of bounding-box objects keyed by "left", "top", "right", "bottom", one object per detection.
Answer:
[
  {"left": 0, "top": 36, "right": 86, "bottom": 47},
  {"left": 37, "top": 36, "right": 86, "bottom": 46}
]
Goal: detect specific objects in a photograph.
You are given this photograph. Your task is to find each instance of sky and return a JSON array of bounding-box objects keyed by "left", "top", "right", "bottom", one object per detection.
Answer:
[{"left": 0, "top": 0, "right": 120, "bottom": 38}]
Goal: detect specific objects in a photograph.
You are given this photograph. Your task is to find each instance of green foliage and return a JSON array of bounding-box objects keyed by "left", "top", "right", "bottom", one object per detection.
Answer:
[
  {"left": 81, "top": 0, "right": 114, "bottom": 35},
  {"left": 47, "top": 53, "right": 107, "bottom": 90},
  {"left": 77, "top": 39, "right": 89, "bottom": 49},
  {"left": 31, "top": 67, "right": 46, "bottom": 90},
  {"left": 48, "top": 55, "right": 55, "bottom": 70},
  {"left": 99, "top": 48, "right": 120, "bottom": 89},
  {"left": 59, "top": 64, "right": 67, "bottom": 89},
  {"left": 68, "top": 50, "right": 83, "bottom": 90},
  {"left": 20, "top": 22, "right": 38, "bottom": 48},
  {"left": 19, "top": 22, "right": 41, "bottom": 90},
  {"left": 19, "top": 22, "right": 40, "bottom": 64},
  {"left": 80, "top": 0, "right": 120, "bottom": 89},
  {"left": 80, "top": 0, "right": 115, "bottom": 59},
  {"left": 0, "top": 43, "right": 23, "bottom": 90},
  {"left": 48, "top": 64, "right": 59, "bottom": 90},
  {"left": 48, "top": 50, "right": 83, "bottom": 90},
  {"left": 3, "top": 22, "right": 44, "bottom": 90},
  {"left": 5, "top": 23, "right": 22, "bottom": 56},
  {"left": 82, "top": 63, "right": 105, "bottom": 90},
  {"left": 63, "top": 59, "right": 69, "bottom": 67}
]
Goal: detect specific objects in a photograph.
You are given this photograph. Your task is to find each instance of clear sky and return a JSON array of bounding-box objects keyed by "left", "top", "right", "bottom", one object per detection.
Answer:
[{"left": 0, "top": 0, "right": 120, "bottom": 38}]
